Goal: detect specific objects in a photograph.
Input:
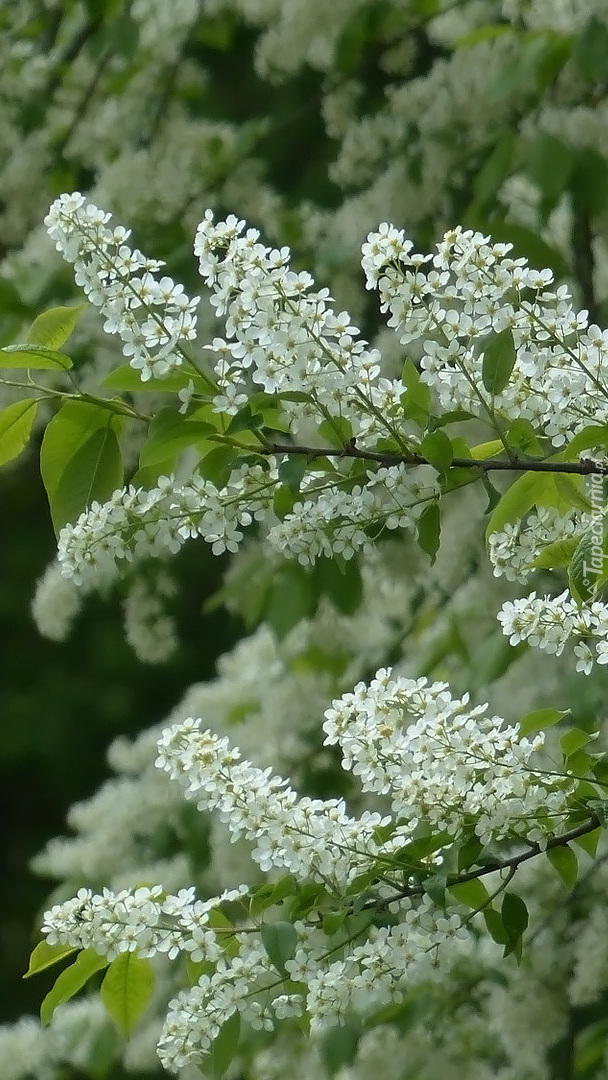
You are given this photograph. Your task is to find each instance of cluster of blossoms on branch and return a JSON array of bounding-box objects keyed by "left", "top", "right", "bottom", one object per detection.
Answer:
[
  {"left": 19, "top": 187, "right": 608, "bottom": 1075},
  {"left": 363, "top": 223, "right": 602, "bottom": 447},
  {"left": 44, "top": 193, "right": 199, "bottom": 381},
  {"left": 488, "top": 506, "right": 584, "bottom": 582},
  {"left": 43, "top": 193, "right": 608, "bottom": 595},
  {"left": 498, "top": 590, "right": 608, "bottom": 674},
  {"left": 40, "top": 668, "right": 573, "bottom": 1071},
  {"left": 57, "top": 461, "right": 437, "bottom": 585}
]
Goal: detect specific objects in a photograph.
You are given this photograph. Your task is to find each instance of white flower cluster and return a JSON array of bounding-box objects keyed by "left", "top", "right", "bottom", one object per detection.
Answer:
[
  {"left": 39, "top": 657, "right": 579, "bottom": 1074},
  {"left": 42, "top": 882, "right": 248, "bottom": 962},
  {"left": 158, "top": 930, "right": 309, "bottom": 1071},
  {"left": 498, "top": 589, "right": 608, "bottom": 673},
  {"left": 364, "top": 222, "right": 605, "bottom": 446},
  {"left": 57, "top": 465, "right": 276, "bottom": 586},
  {"left": 323, "top": 667, "right": 571, "bottom": 844},
  {"left": 488, "top": 507, "right": 585, "bottom": 581},
  {"left": 31, "top": 560, "right": 83, "bottom": 641},
  {"left": 155, "top": 720, "right": 391, "bottom": 887},
  {"left": 56, "top": 455, "right": 437, "bottom": 584},
  {"left": 44, "top": 193, "right": 198, "bottom": 381},
  {"left": 194, "top": 209, "right": 408, "bottom": 445},
  {"left": 268, "top": 464, "right": 438, "bottom": 565},
  {"left": 123, "top": 572, "right": 178, "bottom": 664}
]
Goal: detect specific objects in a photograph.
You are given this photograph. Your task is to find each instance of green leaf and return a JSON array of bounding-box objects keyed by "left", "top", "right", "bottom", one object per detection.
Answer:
[
  {"left": 100, "top": 952, "right": 155, "bottom": 1036},
  {"left": 530, "top": 537, "right": 578, "bottom": 569},
  {"left": 482, "top": 328, "right": 516, "bottom": 395},
  {"left": 560, "top": 727, "right": 593, "bottom": 758},
  {"left": 40, "top": 401, "right": 119, "bottom": 502},
  {"left": 486, "top": 472, "right": 562, "bottom": 538},
  {"left": 457, "top": 833, "right": 483, "bottom": 872},
  {"left": 211, "top": 1010, "right": 241, "bottom": 1079},
  {"left": 0, "top": 399, "right": 38, "bottom": 467},
  {"left": 469, "top": 440, "right": 504, "bottom": 460},
  {"left": 575, "top": 827, "right": 602, "bottom": 857},
  {"left": 27, "top": 304, "right": 87, "bottom": 349},
  {"left": 51, "top": 426, "right": 123, "bottom": 532},
  {"left": 560, "top": 424, "right": 608, "bottom": 460},
  {"left": 518, "top": 708, "right": 569, "bottom": 739},
  {"left": 501, "top": 892, "right": 528, "bottom": 957},
  {"left": 318, "top": 416, "right": 353, "bottom": 449},
  {"left": 525, "top": 132, "right": 573, "bottom": 208},
  {"left": 569, "top": 523, "right": 608, "bottom": 604},
  {"left": 492, "top": 31, "right": 570, "bottom": 100},
  {"left": 546, "top": 845, "right": 578, "bottom": 890},
  {"left": 472, "top": 128, "right": 518, "bottom": 209},
  {"left": 417, "top": 502, "right": 441, "bottom": 562},
  {"left": 24, "top": 940, "right": 77, "bottom": 979},
  {"left": 185, "top": 957, "right": 215, "bottom": 985},
  {"left": 552, "top": 473, "right": 592, "bottom": 513},
  {"left": 422, "top": 874, "right": 447, "bottom": 907},
  {"left": 40, "top": 948, "right": 108, "bottom": 1025},
  {"left": 505, "top": 418, "right": 543, "bottom": 456},
  {"left": 102, "top": 363, "right": 194, "bottom": 393},
  {"left": 260, "top": 921, "right": 297, "bottom": 977},
  {"left": 278, "top": 454, "right": 308, "bottom": 494},
  {"left": 139, "top": 408, "right": 217, "bottom": 468},
  {"left": 401, "top": 358, "right": 431, "bottom": 425},
  {"left": 197, "top": 444, "right": 239, "bottom": 487},
  {"left": 573, "top": 16, "right": 608, "bottom": 84},
  {"left": 312, "top": 555, "right": 363, "bottom": 615},
  {"left": 322, "top": 910, "right": 348, "bottom": 936},
  {"left": 420, "top": 430, "right": 453, "bottom": 474},
  {"left": 263, "top": 563, "right": 316, "bottom": 639},
  {"left": 0, "top": 344, "right": 73, "bottom": 370},
  {"left": 320, "top": 1017, "right": 361, "bottom": 1076},
  {"left": 572, "top": 147, "right": 608, "bottom": 217},
  {"left": 273, "top": 483, "right": 296, "bottom": 520},
  {"left": 448, "top": 879, "right": 490, "bottom": 910},
  {"left": 483, "top": 907, "right": 508, "bottom": 945}
]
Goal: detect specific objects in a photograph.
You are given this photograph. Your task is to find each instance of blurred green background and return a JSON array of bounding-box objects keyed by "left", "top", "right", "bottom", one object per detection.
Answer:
[{"left": 0, "top": 451, "right": 239, "bottom": 1021}]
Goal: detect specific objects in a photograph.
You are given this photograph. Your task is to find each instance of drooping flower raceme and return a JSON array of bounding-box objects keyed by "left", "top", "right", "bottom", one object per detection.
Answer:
[
  {"left": 56, "top": 465, "right": 278, "bottom": 587},
  {"left": 322, "top": 667, "right": 571, "bottom": 844},
  {"left": 44, "top": 193, "right": 199, "bottom": 381},
  {"left": 56, "top": 461, "right": 438, "bottom": 585},
  {"left": 39, "top": 665, "right": 575, "bottom": 1073},
  {"left": 488, "top": 507, "right": 586, "bottom": 582},
  {"left": 194, "top": 209, "right": 410, "bottom": 444},
  {"left": 363, "top": 222, "right": 607, "bottom": 447},
  {"left": 498, "top": 590, "right": 608, "bottom": 674}
]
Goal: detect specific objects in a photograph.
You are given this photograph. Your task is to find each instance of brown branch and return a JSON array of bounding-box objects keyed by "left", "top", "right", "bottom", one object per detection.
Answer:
[{"left": 267, "top": 441, "right": 608, "bottom": 475}]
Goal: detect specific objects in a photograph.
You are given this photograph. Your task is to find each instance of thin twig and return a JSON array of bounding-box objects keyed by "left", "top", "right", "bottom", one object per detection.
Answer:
[{"left": 267, "top": 440, "right": 608, "bottom": 476}]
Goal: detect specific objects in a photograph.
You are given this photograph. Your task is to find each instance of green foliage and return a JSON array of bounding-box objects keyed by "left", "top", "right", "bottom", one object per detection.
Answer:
[
  {"left": 26, "top": 305, "right": 88, "bottom": 350},
  {"left": 546, "top": 845, "right": 579, "bottom": 891},
  {"left": 23, "top": 940, "right": 77, "bottom": 979},
  {"left": 40, "top": 949, "right": 108, "bottom": 1025},
  {"left": 481, "top": 328, "right": 516, "bottom": 395},
  {"left": 139, "top": 406, "right": 219, "bottom": 469},
  {"left": 260, "top": 921, "right": 298, "bottom": 977},
  {"left": 518, "top": 708, "right": 570, "bottom": 739},
  {"left": 211, "top": 1011, "right": 241, "bottom": 1078},
  {"left": 569, "top": 524, "right": 608, "bottom": 604},
  {"left": 0, "top": 399, "right": 38, "bottom": 467},
  {"left": 100, "top": 952, "right": 155, "bottom": 1036},
  {"left": 0, "top": 345, "right": 73, "bottom": 371},
  {"left": 48, "top": 424, "right": 123, "bottom": 533}
]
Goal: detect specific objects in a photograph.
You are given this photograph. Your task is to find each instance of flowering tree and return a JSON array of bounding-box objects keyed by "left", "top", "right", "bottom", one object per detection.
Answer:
[{"left": 4, "top": 2, "right": 608, "bottom": 1080}]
